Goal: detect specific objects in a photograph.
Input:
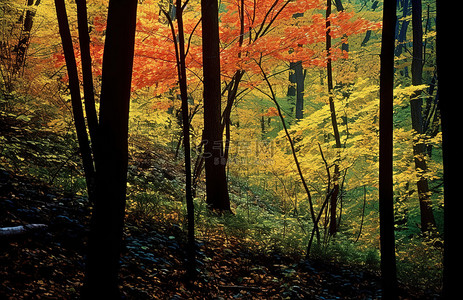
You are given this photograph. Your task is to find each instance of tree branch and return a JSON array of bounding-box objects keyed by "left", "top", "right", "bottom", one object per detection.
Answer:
[{"left": 0, "top": 224, "right": 47, "bottom": 237}]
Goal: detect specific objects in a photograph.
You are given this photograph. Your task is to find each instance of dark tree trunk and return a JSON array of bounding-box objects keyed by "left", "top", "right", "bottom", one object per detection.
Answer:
[
  {"left": 326, "top": 0, "right": 342, "bottom": 236},
  {"left": 171, "top": 0, "right": 196, "bottom": 279},
  {"left": 201, "top": 0, "right": 230, "bottom": 211},
  {"left": 76, "top": 0, "right": 98, "bottom": 154},
  {"left": 56, "top": 0, "right": 137, "bottom": 296},
  {"left": 378, "top": 0, "right": 398, "bottom": 298},
  {"left": 288, "top": 61, "right": 304, "bottom": 119},
  {"left": 437, "top": 0, "right": 459, "bottom": 297},
  {"left": 54, "top": 0, "right": 95, "bottom": 201},
  {"left": 83, "top": 0, "right": 138, "bottom": 297},
  {"left": 287, "top": 11, "right": 305, "bottom": 120},
  {"left": 410, "top": 0, "right": 436, "bottom": 233}
]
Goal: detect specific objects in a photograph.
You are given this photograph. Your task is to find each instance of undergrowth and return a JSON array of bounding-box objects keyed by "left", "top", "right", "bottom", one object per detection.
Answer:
[
  {"left": 1, "top": 95, "right": 443, "bottom": 296},
  {"left": 125, "top": 155, "right": 442, "bottom": 295}
]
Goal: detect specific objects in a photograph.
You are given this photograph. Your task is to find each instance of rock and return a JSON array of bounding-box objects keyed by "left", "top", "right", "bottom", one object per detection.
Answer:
[{"left": 0, "top": 199, "right": 15, "bottom": 209}]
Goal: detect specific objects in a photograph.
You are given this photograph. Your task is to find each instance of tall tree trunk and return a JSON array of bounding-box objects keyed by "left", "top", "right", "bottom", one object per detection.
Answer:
[
  {"left": 54, "top": 0, "right": 95, "bottom": 201},
  {"left": 201, "top": 0, "right": 230, "bottom": 211},
  {"left": 76, "top": 0, "right": 98, "bottom": 154},
  {"left": 410, "top": 0, "right": 435, "bottom": 233},
  {"left": 379, "top": 0, "right": 398, "bottom": 298},
  {"left": 83, "top": 0, "right": 138, "bottom": 297},
  {"left": 172, "top": 0, "right": 196, "bottom": 279},
  {"left": 326, "top": 0, "right": 342, "bottom": 236},
  {"left": 287, "top": 12, "right": 305, "bottom": 120},
  {"left": 437, "top": 0, "right": 458, "bottom": 297}
]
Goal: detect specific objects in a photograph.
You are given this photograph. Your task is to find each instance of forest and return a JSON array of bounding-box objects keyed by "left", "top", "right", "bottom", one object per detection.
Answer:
[{"left": 0, "top": 0, "right": 458, "bottom": 299}]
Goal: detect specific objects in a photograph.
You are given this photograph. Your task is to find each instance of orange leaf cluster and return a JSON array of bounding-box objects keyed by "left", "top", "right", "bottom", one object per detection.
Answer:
[
  {"left": 262, "top": 107, "right": 279, "bottom": 117},
  {"left": 49, "top": 0, "right": 381, "bottom": 96}
]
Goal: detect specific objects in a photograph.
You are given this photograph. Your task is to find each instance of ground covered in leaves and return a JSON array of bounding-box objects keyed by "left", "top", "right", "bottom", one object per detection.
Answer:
[{"left": 0, "top": 170, "right": 441, "bottom": 299}]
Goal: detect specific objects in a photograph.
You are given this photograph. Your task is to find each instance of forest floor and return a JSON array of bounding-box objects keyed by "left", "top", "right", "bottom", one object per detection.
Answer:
[{"left": 0, "top": 169, "right": 441, "bottom": 299}]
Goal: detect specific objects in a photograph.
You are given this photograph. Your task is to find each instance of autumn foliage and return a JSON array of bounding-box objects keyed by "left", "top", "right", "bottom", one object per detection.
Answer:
[
  {"left": 49, "top": 0, "right": 380, "bottom": 100},
  {"left": 1, "top": 0, "right": 445, "bottom": 297},
  {"left": 163, "top": 1, "right": 372, "bottom": 92}
]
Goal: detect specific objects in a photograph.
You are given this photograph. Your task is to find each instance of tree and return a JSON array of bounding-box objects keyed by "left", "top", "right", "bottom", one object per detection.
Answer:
[
  {"left": 378, "top": 0, "right": 398, "bottom": 298},
  {"left": 287, "top": 11, "right": 305, "bottom": 120},
  {"left": 54, "top": 0, "right": 95, "bottom": 204},
  {"left": 160, "top": 0, "right": 196, "bottom": 279},
  {"left": 85, "top": 0, "right": 138, "bottom": 296},
  {"left": 410, "top": 0, "right": 436, "bottom": 233},
  {"left": 288, "top": 61, "right": 304, "bottom": 119},
  {"left": 0, "top": 0, "right": 41, "bottom": 94},
  {"left": 55, "top": 0, "right": 138, "bottom": 297},
  {"left": 130, "top": 0, "right": 379, "bottom": 214},
  {"left": 325, "top": 0, "right": 342, "bottom": 236},
  {"left": 201, "top": 0, "right": 231, "bottom": 211},
  {"left": 437, "top": 0, "right": 459, "bottom": 297},
  {"left": 76, "top": 0, "right": 98, "bottom": 154}
]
